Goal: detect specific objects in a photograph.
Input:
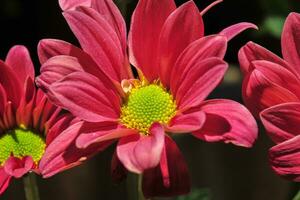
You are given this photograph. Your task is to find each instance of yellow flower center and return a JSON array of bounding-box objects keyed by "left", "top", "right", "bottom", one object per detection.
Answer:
[
  {"left": 0, "top": 128, "right": 46, "bottom": 166},
  {"left": 120, "top": 84, "right": 177, "bottom": 134}
]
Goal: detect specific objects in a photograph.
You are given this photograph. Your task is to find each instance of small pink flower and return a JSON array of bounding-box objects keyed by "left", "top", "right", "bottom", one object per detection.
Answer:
[
  {"left": 239, "top": 12, "right": 300, "bottom": 181},
  {"left": 0, "top": 45, "right": 107, "bottom": 195},
  {"left": 37, "top": 0, "right": 258, "bottom": 197}
]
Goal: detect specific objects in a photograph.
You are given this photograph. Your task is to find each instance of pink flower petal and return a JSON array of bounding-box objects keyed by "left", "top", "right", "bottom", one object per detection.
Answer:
[
  {"left": 48, "top": 71, "right": 120, "bottom": 122},
  {"left": 4, "top": 156, "right": 34, "bottom": 178},
  {"left": 282, "top": 12, "right": 300, "bottom": 75},
  {"left": 16, "top": 77, "right": 36, "bottom": 128},
  {"left": 219, "top": 22, "right": 258, "bottom": 41},
  {"left": 3, "top": 102, "right": 16, "bottom": 130},
  {"left": 37, "top": 55, "right": 84, "bottom": 90},
  {"left": 111, "top": 151, "right": 127, "bottom": 183},
  {"left": 142, "top": 136, "right": 190, "bottom": 198},
  {"left": 5, "top": 45, "right": 35, "bottom": 85},
  {"left": 192, "top": 99, "right": 258, "bottom": 147},
  {"left": 0, "top": 84, "right": 7, "bottom": 117},
  {"left": 0, "top": 167, "right": 11, "bottom": 195},
  {"left": 128, "top": 0, "right": 176, "bottom": 82},
  {"left": 59, "top": 0, "right": 91, "bottom": 10},
  {"left": 260, "top": 103, "right": 300, "bottom": 144},
  {"left": 238, "top": 41, "right": 295, "bottom": 75},
  {"left": 0, "top": 60, "right": 22, "bottom": 108},
  {"left": 165, "top": 110, "right": 206, "bottom": 133},
  {"left": 117, "top": 123, "right": 165, "bottom": 173},
  {"left": 170, "top": 35, "right": 227, "bottom": 95},
  {"left": 242, "top": 68, "right": 299, "bottom": 117},
  {"left": 63, "top": 7, "right": 127, "bottom": 82},
  {"left": 40, "top": 121, "right": 113, "bottom": 178},
  {"left": 176, "top": 58, "right": 228, "bottom": 111},
  {"left": 91, "top": 0, "right": 127, "bottom": 54},
  {"left": 269, "top": 134, "right": 300, "bottom": 182},
  {"left": 158, "top": 1, "right": 204, "bottom": 87},
  {"left": 76, "top": 122, "right": 137, "bottom": 148}
]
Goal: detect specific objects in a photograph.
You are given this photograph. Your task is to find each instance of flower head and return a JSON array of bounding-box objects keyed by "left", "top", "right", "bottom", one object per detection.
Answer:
[
  {"left": 37, "top": 0, "right": 258, "bottom": 197},
  {"left": 0, "top": 45, "right": 106, "bottom": 195},
  {"left": 239, "top": 12, "right": 300, "bottom": 181}
]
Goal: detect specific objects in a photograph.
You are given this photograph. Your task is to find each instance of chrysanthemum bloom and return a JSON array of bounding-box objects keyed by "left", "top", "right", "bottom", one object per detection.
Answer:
[
  {"left": 239, "top": 12, "right": 300, "bottom": 181},
  {"left": 37, "top": 0, "right": 258, "bottom": 197},
  {"left": 0, "top": 45, "right": 108, "bottom": 195}
]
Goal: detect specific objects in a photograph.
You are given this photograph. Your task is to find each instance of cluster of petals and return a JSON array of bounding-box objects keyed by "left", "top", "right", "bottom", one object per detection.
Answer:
[
  {"left": 239, "top": 12, "right": 300, "bottom": 181},
  {"left": 37, "top": 0, "right": 258, "bottom": 197},
  {"left": 0, "top": 46, "right": 107, "bottom": 195}
]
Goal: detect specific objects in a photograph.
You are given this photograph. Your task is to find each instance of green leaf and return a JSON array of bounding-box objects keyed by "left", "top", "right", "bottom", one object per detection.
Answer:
[{"left": 293, "top": 190, "right": 300, "bottom": 200}]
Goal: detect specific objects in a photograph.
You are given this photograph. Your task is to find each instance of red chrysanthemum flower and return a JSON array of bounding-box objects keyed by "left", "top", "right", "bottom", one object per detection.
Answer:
[
  {"left": 0, "top": 45, "right": 108, "bottom": 195},
  {"left": 239, "top": 12, "right": 300, "bottom": 181},
  {"left": 37, "top": 0, "right": 258, "bottom": 197}
]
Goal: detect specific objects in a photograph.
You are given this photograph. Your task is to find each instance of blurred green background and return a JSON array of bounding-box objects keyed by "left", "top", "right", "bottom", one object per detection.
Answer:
[{"left": 1, "top": 0, "right": 300, "bottom": 199}]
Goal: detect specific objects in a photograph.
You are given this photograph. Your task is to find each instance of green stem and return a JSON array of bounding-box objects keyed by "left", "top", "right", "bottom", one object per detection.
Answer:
[
  {"left": 126, "top": 173, "right": 146, "bottom": 200},
  {"left": 23, "top": 173, "right": 40, "bottom": 200}
]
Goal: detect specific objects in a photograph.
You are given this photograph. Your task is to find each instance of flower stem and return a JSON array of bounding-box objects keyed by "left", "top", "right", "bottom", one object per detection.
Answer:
[
  {"left": 23, "top": 173, "right": 40, "bottom": 200},
  {"left": 126, "top": 173, "right": 146, "bottom": 200}
]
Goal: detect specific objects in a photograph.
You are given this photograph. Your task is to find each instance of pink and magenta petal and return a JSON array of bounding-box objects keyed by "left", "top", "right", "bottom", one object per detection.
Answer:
[
  {"left": 261, "top": 103, "right": 300, "bottom": 144},
  {"left": 158, "top": 1, "right": 204, "bottom": 87},
  {"left": 176, "top": 58, "right": 228, "bottom": 111},
  {"left": 219, "top": 22, "right": 258, "bottom": 41},
  {"left": 117, "top": 123, "right": 165, "bottom": 173},
  {"left": 142, "top": 136, "right": 190, "bottom": 198},
  {"left": 170, "top": 35, "right": 227, "bottom": 95},
  {"left": 192, "top": 99, "right": 258, "bottom": 147},
  {"left": 282, "top": 12, "right": 300, "bottom": 75},
  {"left": 269, "top": 134, "right": 300, "bottom": 182},
  {"left": 48, "top": 71, "right": 120, "bottom": 122},
  {"left": 0, "top": 168, "right": 11, "bottom": 195},
  {"left": 238, "top": 42, "right": 293, "bottom": 75},
  {"left": 166, "top": 110, "right": 206, "bottom": 133},
  {"left": 59, "top": 0, "right": 91, "bottom": 10},
  {"left": 5, "top": 45, "right": 35, "bottom": 84},
  {"left": 76, "top": 122, "right": 137, "bottom": 148},
  {"left": 4, "top": 156, "right": 34, "bottom": 178},
  {"left": 128, "top": 0, "right": 176, "bottom": 82}
]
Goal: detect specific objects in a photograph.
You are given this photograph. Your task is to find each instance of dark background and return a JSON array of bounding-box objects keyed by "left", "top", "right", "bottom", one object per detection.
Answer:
[{"left": 1, "top": 0, "right": 300, "bottom": 199}]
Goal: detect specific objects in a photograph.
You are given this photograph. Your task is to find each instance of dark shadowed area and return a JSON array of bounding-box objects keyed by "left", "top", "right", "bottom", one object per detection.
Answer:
[{"left": 0, "top": 0, "right": 300, "bottom": 199}]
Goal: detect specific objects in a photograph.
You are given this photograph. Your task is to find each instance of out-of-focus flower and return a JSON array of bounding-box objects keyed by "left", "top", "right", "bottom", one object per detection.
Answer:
[
  {"left": 239, "top": 12, "right": 300, "bottom": 181},
  {"left": 37, "top": 0, "right": 258, "bottom": 197},
  {"left": 0, "top": 45, "right": 108, "bottom": 195}
]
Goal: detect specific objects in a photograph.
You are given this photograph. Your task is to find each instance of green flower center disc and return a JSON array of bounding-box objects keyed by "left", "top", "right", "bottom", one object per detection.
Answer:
[
  {"left": 0, "top": 128, "right": 46, "bottom": 165},
  {"left": 120, "top": 84, "right": 177, "bottom": 134}
]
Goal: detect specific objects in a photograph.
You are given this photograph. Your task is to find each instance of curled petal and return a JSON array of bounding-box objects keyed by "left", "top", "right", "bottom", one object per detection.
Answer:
[
  {"left": 166, "top": 110, "right": 206, "bottom": 133},
  {"left": 111, "top": 151, "right": 127, "bottom": 183},
  {"left": 192, "top": 99, "right": 258, "bottom": 147},
  {"left": 239, "top": 41, "right": 295, "bottom": 75},
  {"left": 4, "top": 156, "right": 34, "bottom": 178},
  {"left": 242, "top": 68, "right": 299, "bottom": 117},
  {"left": 5, "top": 45, "right": 35, "bottom": 84},
  {"left": 219, "top": 22, "right": 258, "bottom": 42},
  {"left": 128, "top": 0, "right": 176, "bottom": 82},
  {"left": 117, "top": 123, "right": 165, "bottom": 173},
  {"left": 158, "top": 1, "right": 204, "bottom": 87},
  {"left": 142, "top": 136, "right": 190, "bottom": 198},
  {"left": 269, "top": 134, "right": 300, "bottom": 181},
  {"left": 76, "top": 122, "right": 137, "bottom": 148},
  {"left": 282, "top": 12, "right": 300, "bottom": 75},
  {"left": 261, "top": 103, "right": 300, "bottom": 144},
  {"left": 0, "top": 168, "right": 11, "bottom": 195}
]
